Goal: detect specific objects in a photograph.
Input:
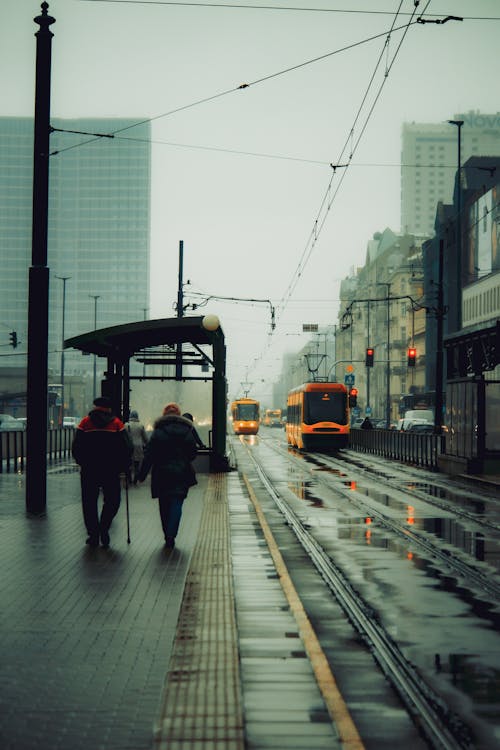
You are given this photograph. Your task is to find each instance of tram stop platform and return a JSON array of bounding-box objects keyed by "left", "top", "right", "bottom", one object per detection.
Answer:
[{"left": 0, "top": 459, "right": 344, "bottom": 750}]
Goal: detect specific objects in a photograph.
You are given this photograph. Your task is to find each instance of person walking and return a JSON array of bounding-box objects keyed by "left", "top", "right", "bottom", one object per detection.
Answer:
[
  {"left": 125, "top": 409, "right": 148, "bottom": 484},
  {"left": 72, "top": 396, "right": 132, "bottom": 548},
  {"left": 137, "top": 403, "right": 197, "bottom": 549},
  {"left": 360, "top": 417, "right": 373, "bottom": 430},
  {"left": 182, "top": 412, "right": 207, "bottom": 449}
]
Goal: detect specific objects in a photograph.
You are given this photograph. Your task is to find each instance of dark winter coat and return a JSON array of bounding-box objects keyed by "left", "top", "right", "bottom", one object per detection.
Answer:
[
  {"left": 72, "top": 408, "right": 132, "bottom": 476},
  {"left": 138, "top": 414, "right": 198, "bottom": 498}
]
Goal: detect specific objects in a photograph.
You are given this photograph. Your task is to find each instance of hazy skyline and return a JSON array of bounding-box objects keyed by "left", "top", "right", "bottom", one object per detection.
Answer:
[{"left": 3, "top": 1, "right": 500, "bottom": 400}]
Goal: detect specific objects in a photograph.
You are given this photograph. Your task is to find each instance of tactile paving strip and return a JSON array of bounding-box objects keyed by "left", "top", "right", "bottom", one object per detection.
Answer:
[{"left": 153, "top": 473, "right": 245, "bottom": 750}]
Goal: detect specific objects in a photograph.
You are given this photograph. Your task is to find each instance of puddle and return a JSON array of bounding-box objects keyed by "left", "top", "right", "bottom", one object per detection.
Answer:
[{"left": 287, "top": 480, "right": 324, "bottom": 507}]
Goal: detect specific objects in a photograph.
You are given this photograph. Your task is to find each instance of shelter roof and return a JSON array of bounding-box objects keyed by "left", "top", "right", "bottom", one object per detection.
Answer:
[{"left": 65, "top": 316, "right": 223, "bottom": 358}]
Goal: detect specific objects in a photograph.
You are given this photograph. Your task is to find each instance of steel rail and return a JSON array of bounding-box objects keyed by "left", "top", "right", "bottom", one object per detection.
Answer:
[
  {"left": 328, "top": 449, "right": 500, "bottom": 534},
  {"left": 268, "top": 439, "right": 500, "bottom": 601},
  {"left": 242, "top": 441, "right": 474, "bottom": 750}
]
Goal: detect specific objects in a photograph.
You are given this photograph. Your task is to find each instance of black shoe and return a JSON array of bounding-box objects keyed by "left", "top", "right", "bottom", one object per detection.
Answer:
[
  {"left": 164, "top": 536, "right": 175, "bottom": 549},
  {"left": 100, "top": 529, "right": 110, "bottom": 548},
  {"left": 86, "top": 536, "right": 99, "bottom": 548}
]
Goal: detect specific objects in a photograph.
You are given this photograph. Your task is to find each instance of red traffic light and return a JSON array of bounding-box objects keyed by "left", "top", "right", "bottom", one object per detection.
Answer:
[
  {"left": 348, "top": 387, "right": 358, "bottom": 407},
  {"left": 365, "top": 347, "right": 374, "bottom": 367},
  {"left": 407, "top": 347, "right": 416, "bottom": 367}
]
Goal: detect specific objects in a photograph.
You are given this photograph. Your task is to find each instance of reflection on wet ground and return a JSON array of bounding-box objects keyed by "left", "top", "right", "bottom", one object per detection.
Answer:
[
  {"left": 287, "top": 479, "right": 324, "bottom": 507},
  {"left": 246, "top": 438, "right": 500, "bottom": 741},
  {"left": 445, "top": 653, "right": 500, "bottom": 705}
]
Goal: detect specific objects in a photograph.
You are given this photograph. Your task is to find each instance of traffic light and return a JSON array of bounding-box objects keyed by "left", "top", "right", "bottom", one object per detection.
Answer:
[
  {"left": 348, "top": 387, "right": 358, "bottom": 407},
  {"left": 9, "top": 331, "right": 18, "bottom": 348},
  {"left": 407, "top": 347, "right": 416, "bottom": 367},
  {"left": 365, "top": 347, "right": 374, "bottom": 367}
]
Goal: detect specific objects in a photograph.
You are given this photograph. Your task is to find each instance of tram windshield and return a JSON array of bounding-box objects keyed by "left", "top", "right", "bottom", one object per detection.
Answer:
[
  {"left": 304, "top": 392, "right": 347, "bottom": 425},
  {"left": 235, "top": 403, "right": 259, "bottom": 420}
]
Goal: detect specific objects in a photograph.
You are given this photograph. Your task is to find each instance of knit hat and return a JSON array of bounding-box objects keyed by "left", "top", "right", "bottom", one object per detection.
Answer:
[
  {"left": 163, "top": 402, "right": 181, "bottom": 416},
  {"left": 130, "top": 410, "right": 139, "bottom": 419},
  {"left": 93, "top": 396, "right": 112, "bottom": 410}
]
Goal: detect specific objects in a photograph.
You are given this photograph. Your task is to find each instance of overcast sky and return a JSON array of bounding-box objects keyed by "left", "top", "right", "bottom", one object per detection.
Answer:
[{"left": 3, "top": 0, "right": 499, "bottom": 401}]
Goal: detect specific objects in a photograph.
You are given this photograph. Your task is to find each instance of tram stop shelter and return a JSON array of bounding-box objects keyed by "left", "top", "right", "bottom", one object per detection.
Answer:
[{"left": 65, "top": 315, "right": 229, "bottom": 472}]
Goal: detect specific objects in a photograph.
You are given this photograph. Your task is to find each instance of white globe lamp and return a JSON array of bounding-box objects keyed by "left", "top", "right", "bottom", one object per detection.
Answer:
[{"left": 202, "top": 314, "right": 220, "bottom": 332}]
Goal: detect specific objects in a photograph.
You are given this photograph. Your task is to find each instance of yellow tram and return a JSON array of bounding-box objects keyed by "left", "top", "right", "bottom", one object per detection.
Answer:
[{"left": 231, "top": 398, "right": 260, "bottom": 435}]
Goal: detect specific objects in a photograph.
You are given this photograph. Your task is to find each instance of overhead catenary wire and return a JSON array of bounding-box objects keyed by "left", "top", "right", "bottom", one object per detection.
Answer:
[
  {"left": 274, "top": 0, "right": 424, "bottom": 326},
  {"left": 50, "top": 20, "right": 423, "bottom": 157},
  {"left": 80, "top": 0, "right": 497, "bottom": 22},
  {"left": 247, "top": 1, "right": 433, "bottom": 380}
]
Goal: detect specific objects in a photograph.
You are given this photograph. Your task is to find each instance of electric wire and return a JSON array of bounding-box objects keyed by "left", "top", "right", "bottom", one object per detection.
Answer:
[
  {"left": 80, "top": 0, "right": 499, "bottom": 21},
  {"left": 275, "top": 1, "right": 423, "bottom": 325},
  {"left": 247, "top": 1, "right": 430, "bottom": 381},
  {"left": 50, "top": 20, "right": 421, "bottom": 157}
]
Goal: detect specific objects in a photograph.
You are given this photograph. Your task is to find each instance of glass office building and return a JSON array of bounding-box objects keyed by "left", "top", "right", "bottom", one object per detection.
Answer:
[{"left": 0, "top": 116, "right": 150, "bottom": 380}]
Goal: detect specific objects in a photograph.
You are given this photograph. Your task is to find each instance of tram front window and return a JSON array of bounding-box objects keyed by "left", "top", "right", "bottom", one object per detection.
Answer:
[
  {"left": 236, "top": 405, "right": 258, "bottom": 420},
  {"left": 304, "top": 393, "right": 347, "bottom": 425}
]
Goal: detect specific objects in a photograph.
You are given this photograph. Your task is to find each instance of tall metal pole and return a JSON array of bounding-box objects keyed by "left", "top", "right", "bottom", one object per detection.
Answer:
[
  {"left": 175, "top": 240, "right": 184, "bottom": 381},
  {"left": 434, "top": 239, "right": 444, "bottom": 434},
  {"left": 55, "top": 276, "right": 70, "bottom": 425},
  {"left": 448, "top": 119, "right": 464, "bottom": 330},
  {"left": 89, "top": 295, "right": 100, "bottom": 399},
  {"left": 366, "top": 301, "right": 370, "bottom": 411},
  {"left": 26, "top": 2, "right": 55, "bottom": 515},
  {"left": 386, "top": 285, "right": 391, "bottom": 429}
]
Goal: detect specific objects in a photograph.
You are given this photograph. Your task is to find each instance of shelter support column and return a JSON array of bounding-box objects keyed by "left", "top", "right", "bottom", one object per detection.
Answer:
[{"left": 211, "top": 335, "right": 228, "bottom": 471}]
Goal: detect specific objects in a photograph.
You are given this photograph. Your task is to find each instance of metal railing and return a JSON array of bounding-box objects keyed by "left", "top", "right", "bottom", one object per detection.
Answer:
[
  {"left": 349, "top": 428, "right": 445, "bottom": 470},
  {"left": 0, "top": 428, "right": 75, "bottom": 473}
]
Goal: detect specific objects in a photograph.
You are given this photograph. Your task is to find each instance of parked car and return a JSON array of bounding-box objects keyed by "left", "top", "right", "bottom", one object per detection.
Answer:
[
  {"left": 351, "top": 418, "right": 365, "bottom": 429},
  {"left": 407, "top": 422, "right": 435, "bottom": 434},
  {"left": 373, "top": 419, "right": 396, "bottom": 430},
  {"left": 63, "top": 416, "right": 80, "bottom": 429},
  {"left": 0, "top": 414, "right": 26, "bottom": 431}
]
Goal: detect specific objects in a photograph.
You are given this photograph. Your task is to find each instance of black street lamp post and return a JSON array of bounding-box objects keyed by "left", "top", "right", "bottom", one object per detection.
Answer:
[
  {"left": 26, "top": 2, "right": 55, "bottom": 515},
  {"left": 448, "top": 119, "right": 464, "bottom": 329}
]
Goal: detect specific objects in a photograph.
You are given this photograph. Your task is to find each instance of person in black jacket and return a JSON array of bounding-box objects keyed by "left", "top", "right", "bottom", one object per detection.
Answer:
[
  {"left": 138, "top": 403, "right": 197, "bottom": 549},
  {"left": 72, "top": 396, "right": 132, "bottom": 548},
  {"left": 182, "top": 412, "right": 207, "bottom": 449}
]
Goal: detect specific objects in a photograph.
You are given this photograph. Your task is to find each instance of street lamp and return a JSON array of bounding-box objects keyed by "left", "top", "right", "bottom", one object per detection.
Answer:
[
  {"left": 448, "top": 119, "right": 464, "bottom": 329},
  {"left": 55, "top": 276, "right": 70, "bottom": 425},
  {"left": 89, "top": 295, "right": 100, "bottom": 399}
]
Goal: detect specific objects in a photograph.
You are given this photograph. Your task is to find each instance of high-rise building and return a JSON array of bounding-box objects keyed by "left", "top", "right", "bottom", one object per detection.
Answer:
[
  {"left": 401, "top": 110, "right": 500, "bottom": 237},
  {"left": 0, "top": 116, "right": 151, "bottom": 383}
]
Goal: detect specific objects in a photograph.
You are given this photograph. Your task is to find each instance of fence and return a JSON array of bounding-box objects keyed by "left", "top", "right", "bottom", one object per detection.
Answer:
[
  {"left": 0, "top": 428, "right": 75, "bottom": 473},
  {"left": 348, "top": 428, "right": 445, "bottom": 470}
]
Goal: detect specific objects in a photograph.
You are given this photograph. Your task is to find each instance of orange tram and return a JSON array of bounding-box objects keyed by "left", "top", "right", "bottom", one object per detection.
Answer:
[
  {"left": 286, "top": 382, "right": 349, "bottom": 451},
  {"left": 231, "top": 398, "right": 260, "bottom": 435}
]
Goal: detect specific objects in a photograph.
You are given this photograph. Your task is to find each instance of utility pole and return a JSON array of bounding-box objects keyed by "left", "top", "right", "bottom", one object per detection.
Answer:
[
  {"left": 366, "top": 300, "right": 370, "bottom": 412},
  {"left": 89, "top": 295, "right": 100, "bottom": 399},
  {"left": 175, "top": 240, "right": 184, "bottom": 381},
  {"left": 448, "top": 119, "right": 464, "bottom": 330},
  {"left": 26, "top": 2, "right": 55, "bottom": 515},
  {"left": 434, "top": 239, "right": 445, "bottom": 434}
]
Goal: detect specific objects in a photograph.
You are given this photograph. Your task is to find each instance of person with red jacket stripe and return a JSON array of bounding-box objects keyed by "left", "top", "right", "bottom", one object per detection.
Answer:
[{"left": 72, "top": 396, "right": 132, "bottom": 548}]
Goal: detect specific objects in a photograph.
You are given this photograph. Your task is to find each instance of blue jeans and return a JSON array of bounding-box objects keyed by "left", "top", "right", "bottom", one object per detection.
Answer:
[{"left": 158, "top": 492, "right": 186, "bottom": 540}]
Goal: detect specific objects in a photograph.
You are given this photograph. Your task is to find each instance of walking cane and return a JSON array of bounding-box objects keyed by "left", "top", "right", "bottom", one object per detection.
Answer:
[{"left": 124, "top": 473, "right": 131, "bottom": 544}]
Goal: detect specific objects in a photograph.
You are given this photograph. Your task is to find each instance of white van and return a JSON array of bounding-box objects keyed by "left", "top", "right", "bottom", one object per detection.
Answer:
[{"left": 398, "top": 409, "right": 434, "bottom": 431}]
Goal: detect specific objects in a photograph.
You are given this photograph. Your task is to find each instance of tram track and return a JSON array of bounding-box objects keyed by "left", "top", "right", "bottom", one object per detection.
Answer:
[
  {"left": 322, "top": 449, "right": 500, "bottom": 535},
  {"left": 239, "top": 439, "right": 475, "bottom": 750},
  {"left": 267, "top": 439, "right": 500, "bottom": 602}
]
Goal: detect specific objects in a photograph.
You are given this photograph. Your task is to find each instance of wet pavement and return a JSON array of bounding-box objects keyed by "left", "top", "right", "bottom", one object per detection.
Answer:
[{"left": 0, "top": 466, "right": 203, "bottom": 750}]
